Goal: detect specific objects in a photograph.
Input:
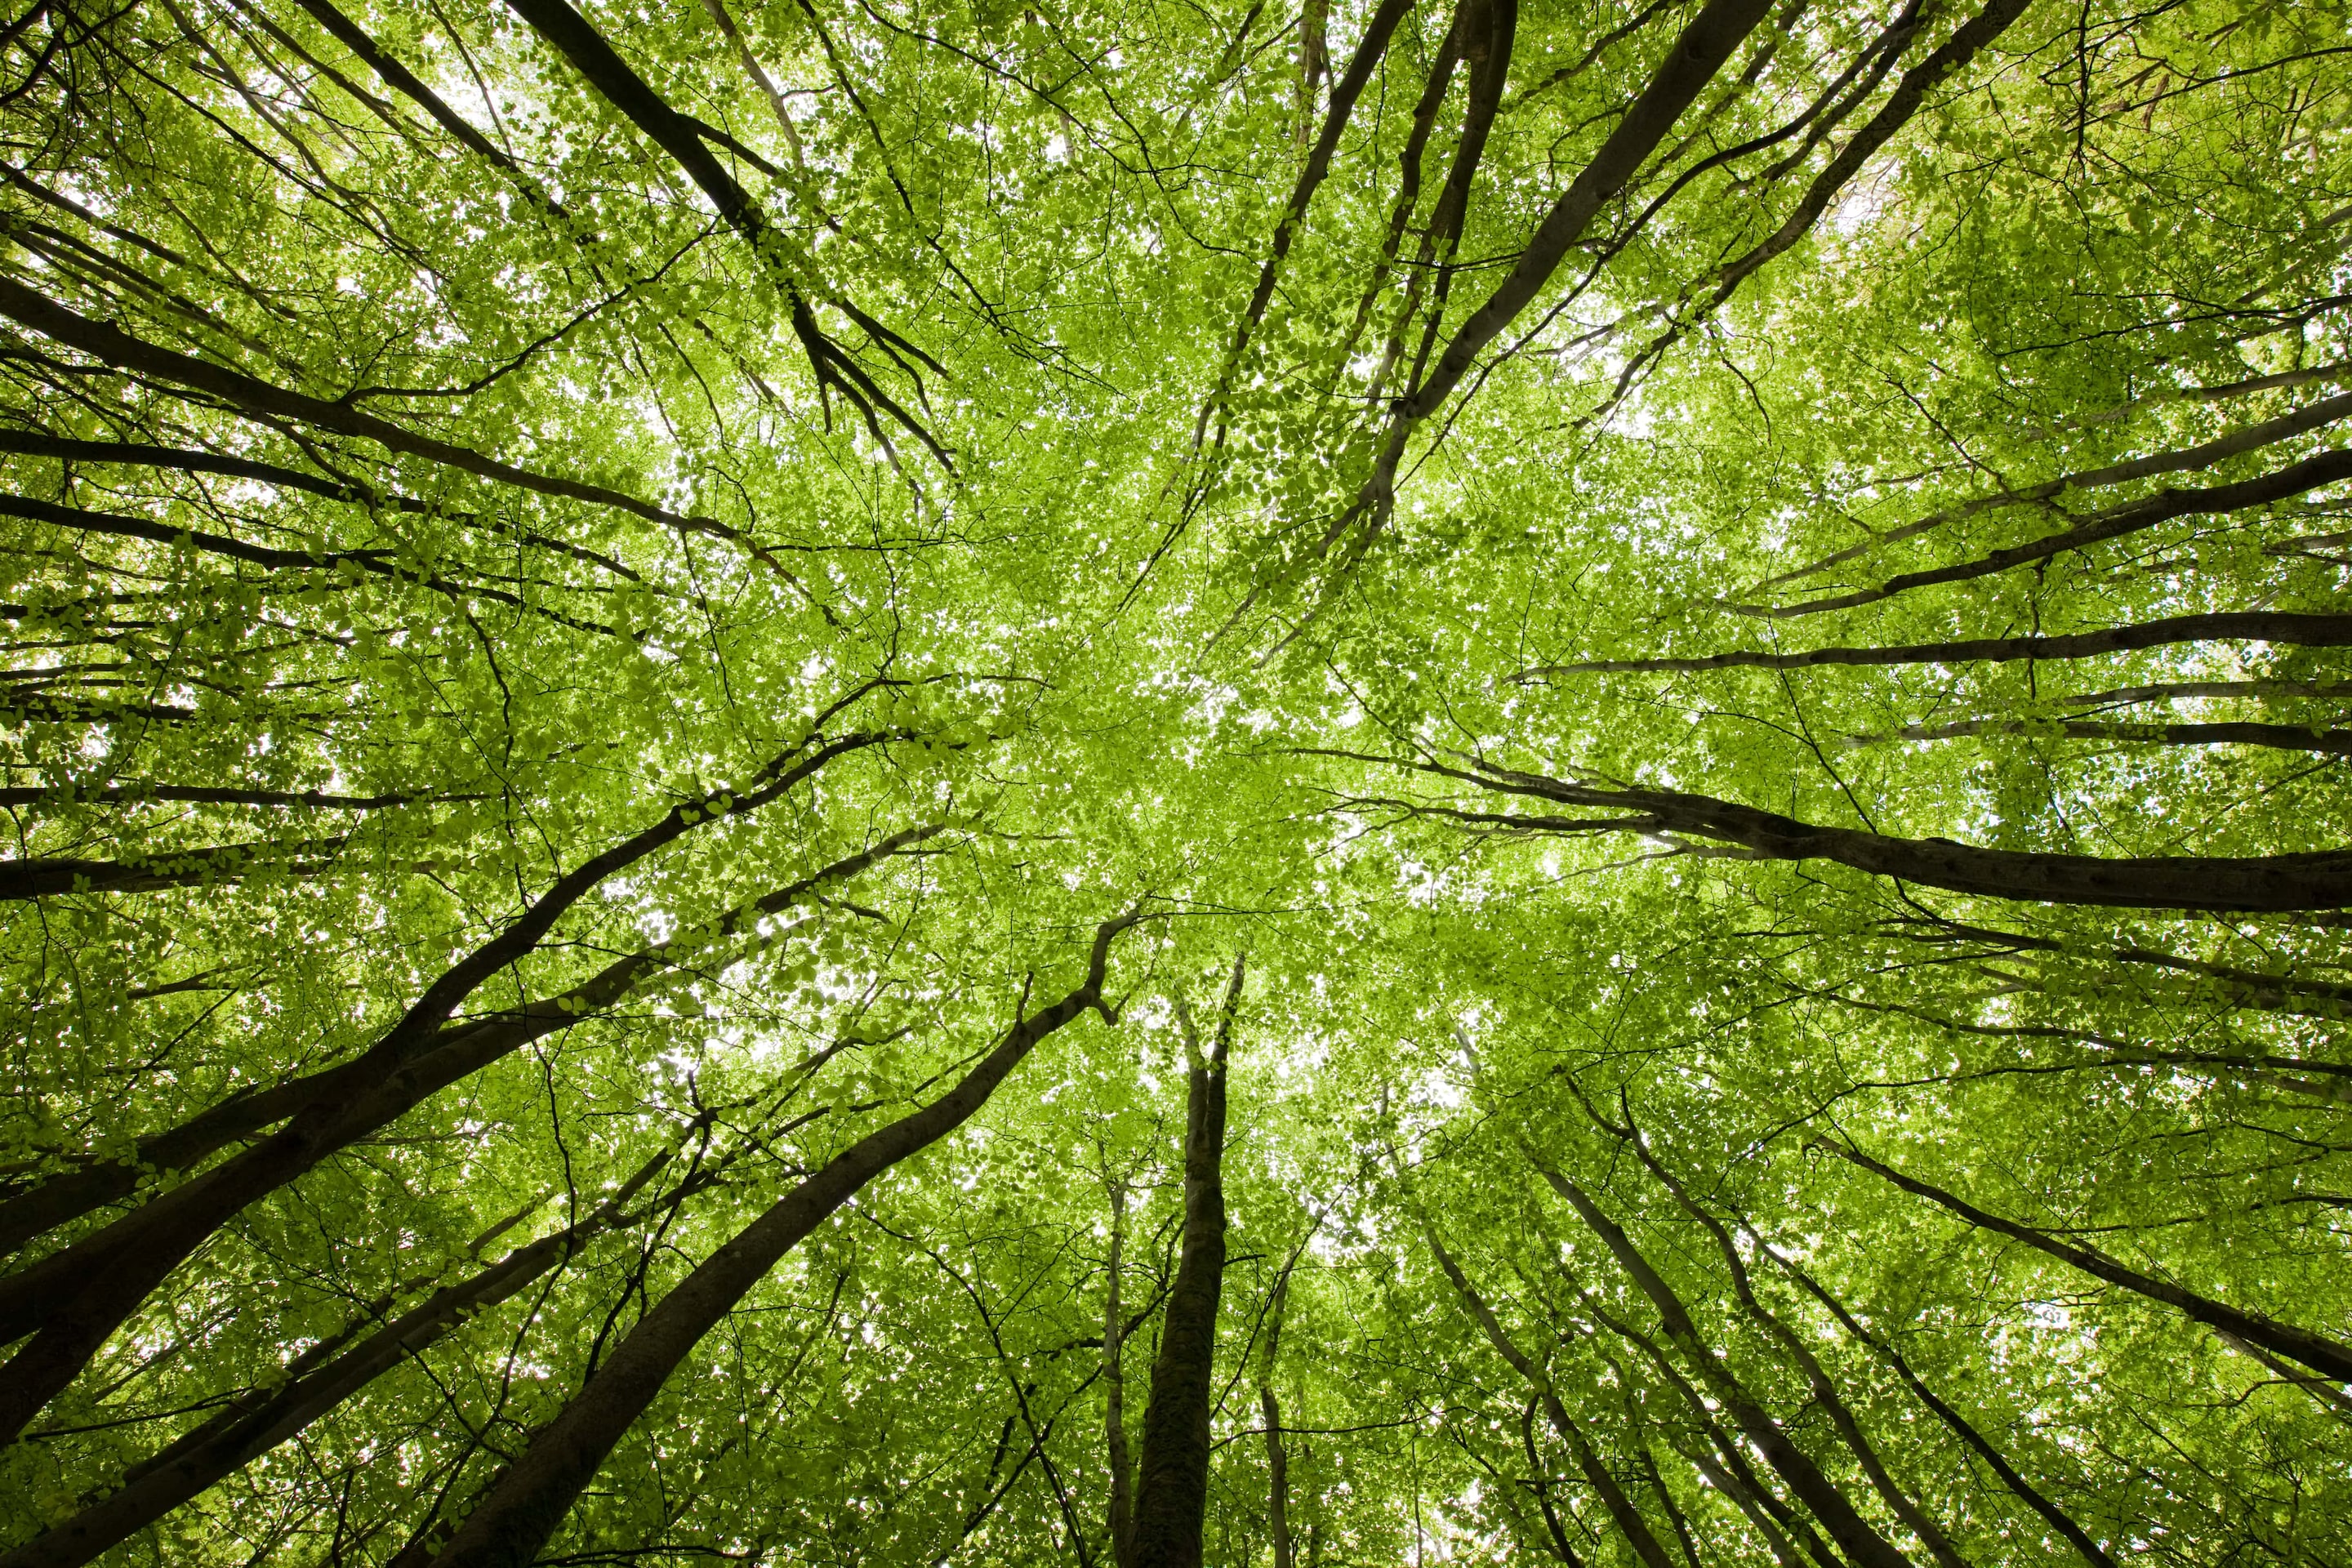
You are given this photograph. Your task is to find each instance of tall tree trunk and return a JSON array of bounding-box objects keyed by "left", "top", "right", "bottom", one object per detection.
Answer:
[
  {"left": 1851, "top": 717, "right": 2352, "bottom": 755},
  {"left": 1605, "top": 1116, "right": 1969, "bottom": 1568},
  {"left": 1775, "top": 444, "right": 2352, "bottom": 617},
  {"left": 0, "top": 819, "right": 920, "bottom": 1297},
  {"left": 1415, "top": 755, "right": 2352, "bottom": 911},
  {"left": 0, "top": 1143, "right": 699, "bottom": 1568},
  {"left": 1259, "top": 1261, "right": 1295, "bottom": 1568},
  {"left": 1422, "top": 1224, "right": 1681, "bottom": 1568},
  {"left": 0, "top": 812, "right": 921, "bottom": 1437},
  {"left": 1517, "top": 609, "right": 2352, "bottom": 677},
  {"left": 1530, "top": 1161, "right": 1917, "bottom": 1568},
  {"left": 1753, "top": 1233, "right": 2120, "bottom": 1568},
  {"left": 1744, "top": 390, "right": 2352, "bottom": 607},
  {"left": 417, "top": 912, "right": 1151, "bottom": 1568},
  {"left": 1294, "top": 0, "right": 1327, "bottom": 145},
  {"left": 0, "top": 279, "right": 719, "bottom": 539},
  {"left": 1129, "top": 953, "right": 1245, "bottom": 1568},
  {"left": 0, "top": 838, "right": 351, "bottom": 901},
  {"left": 1821, "top": 1142, "right": 2352, "bottom": 1383},
  {"left": 1104, "top": 1181, "right": 1136, "bottom": 1568}
]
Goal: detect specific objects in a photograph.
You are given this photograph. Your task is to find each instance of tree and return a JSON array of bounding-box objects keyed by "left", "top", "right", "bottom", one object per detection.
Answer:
[{"left": 1, "top": 0, "right": 2347, "bottom": 1564}]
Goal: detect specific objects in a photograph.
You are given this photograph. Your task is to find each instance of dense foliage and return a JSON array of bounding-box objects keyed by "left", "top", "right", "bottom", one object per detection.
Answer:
[{"left": 0, "top": 0, "right": 2347, "bottom": 1562}]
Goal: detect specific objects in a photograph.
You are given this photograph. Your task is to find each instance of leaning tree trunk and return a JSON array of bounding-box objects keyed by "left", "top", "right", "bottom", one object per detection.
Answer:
[
  {"left": 418, "top": 913, "right": 1150, "bottom": 1568},
  {"left": 1419, "top": 756, "right": 2352, "bottom": 911},
  {"left": 1822, "top": 1142, "right": 2352, "bottom": 1383},
  {"left": 1129, "top": 955, "right": 1245, "bottom": 1568},
  {"left": 1530, "top": 1162, "right": 1917, "bottom": 1568}
]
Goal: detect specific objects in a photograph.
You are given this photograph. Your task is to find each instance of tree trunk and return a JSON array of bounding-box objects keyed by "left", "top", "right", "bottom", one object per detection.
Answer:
[
  {"left": 1754, "top": 1236, "right": 2119, "bottom": 1568},
  {"left": 1822, "top": 1143, "right": 2352, "bottom": 1384},
  {"left": 0, "top": 813, "right": 920, "bottom": 1437},
  {"left": 0, "top": 839, "right": 351, "bottom": 901},
  {"left": 1422, "top": 1224, "right": 1681, "bottom": 1568},
  {"left": 1394, "top": 0, "right": 1774, "bottom": 424},
  {"left": 1516, "top": 610, "right": 2352, "bottom": 677},
  {"left": 1104, "top": 1182, "right": 1135, "bottom": 1568},
  {"left": 1773, "top": 434, "right": 2352, "bottom": 617},
  {"left": 1129, "top": 953, "right": 1245, "bottom": 1568},
  {"left": 0, "top": 1145, "right": 691, "bottom": 1568},
  {"left": 1854, "top": 718, "right": 2352, "bottom": 755},
  {"left": 1531, "top": 1163, "right": 1916, "bottom": 1568},
  {"left": 1259, "top": 1263, "right": 1294, "bottom": 1568},
  {"left": 0, "top": 278, "right": 717, "bottom": 538},
  {"left": 1620, "top": 1134, "right": 1968, "bottom": 1568},
  {"left": 1432, "top": 757, "right": 2352, "bottom": 911},
  {"left": 416, "top": 913, "right": 1147, "bottom": 1568}
]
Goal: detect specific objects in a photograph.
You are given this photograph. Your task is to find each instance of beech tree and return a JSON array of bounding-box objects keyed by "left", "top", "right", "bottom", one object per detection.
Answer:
[{"left": 0, "top": 0, "right": 2347, "bottom": 1564}]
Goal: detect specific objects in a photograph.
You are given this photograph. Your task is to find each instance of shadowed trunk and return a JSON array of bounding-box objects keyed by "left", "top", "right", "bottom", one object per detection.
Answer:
[
  {"left": 0, "top": 822, "right": 925, "bottom": 1295},
  {"left": 0, "top": 805, "right": 919, "bottom": 1438},
  {"left": 0, "top": 1143, "right": 702, "bottom": 1568},
  {"left": 0, "top": 278, "right": 713, "bottom": 537},
  {"left": 1530, "top": 1161, "right": 1916, "bottom": 1568},
  {"left": 1403, "top": 755, "right": 2352, "bottom": 911},
  {"left": 1422, "top": 1223, "right": 1680, "bottom": 1568},
  {"left": 1775, "top": 443, "right": 2352, "bottom": 617},
  {"left": 1104, "top": 1181, "right": 1136, "bottom": 1568},
  {"left": 0, "top": 838, "right": 350, "bottom": 901},
  {"left": 1607, "top": 1122, "right": 1967, "bottom": 1568},
  {"left": 415, "top": 913, "right": 1150, "bottom": 1568},
  {"left": 1260, "top": 1260, "right": 1295, "bottom": 1568},
  {"left": 1749, "top": 1230, "right": 2120, "bottom": 1568},
  {"left": 1129, "top": 953, "right": 1245, "bottom": 1568},
  {"left": 1822, "top": 1142, "right": 2352, "bottom": 1384},
  {"left": 1514, "top": 610, "right": 2352, "bottom": 678}
]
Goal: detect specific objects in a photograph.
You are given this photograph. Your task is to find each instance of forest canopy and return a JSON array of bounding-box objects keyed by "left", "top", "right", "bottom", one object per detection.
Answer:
[{"left": 0, "top": 0, "right": 2348, "bottom": 1563}]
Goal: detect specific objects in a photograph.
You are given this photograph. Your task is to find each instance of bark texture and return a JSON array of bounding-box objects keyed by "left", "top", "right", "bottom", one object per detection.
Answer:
[
  {"left": 1129, "top": 954, "right": 1245, "bottom": 1568},
  {"left": 1412, "top": 756, "right": 2352, "bottom": 911}
]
